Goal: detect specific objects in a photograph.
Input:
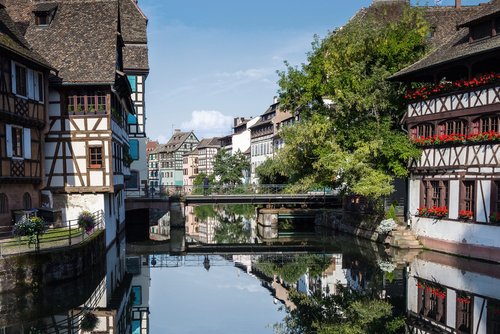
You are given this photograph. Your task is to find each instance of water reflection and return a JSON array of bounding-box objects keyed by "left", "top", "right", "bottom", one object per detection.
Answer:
[{"left": 2, "top": 204, "right": 500, "bottom": 333}]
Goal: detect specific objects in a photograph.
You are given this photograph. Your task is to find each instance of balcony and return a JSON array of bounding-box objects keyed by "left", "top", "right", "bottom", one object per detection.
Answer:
[{"left": 407, "top": 83, "right": 500, "bottom": 119}]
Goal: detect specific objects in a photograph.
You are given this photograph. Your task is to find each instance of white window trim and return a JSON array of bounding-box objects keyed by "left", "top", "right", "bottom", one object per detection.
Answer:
[{"left": 11, "top": 61, "right": 44, "bottom": 102}]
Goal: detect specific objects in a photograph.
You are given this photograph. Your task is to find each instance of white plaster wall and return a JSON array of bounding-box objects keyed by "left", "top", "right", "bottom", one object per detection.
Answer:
[
  {"left": 449, "top": 180, "right": 460, "bottom": 219},
  {"left": 232, "top": 117, "right": 260, "bottom": 154},
  {"left": 409, "top": 177, "right": 421, "bottom": 214},
  {"left": 412, "top": 217, "right": 499, "bottom": 248},
  {"left": 477, "top": 180, "right": 491, "bottom": 223},
  {"left": 55, "top": 193, "right": 105, "bottom": 225}
]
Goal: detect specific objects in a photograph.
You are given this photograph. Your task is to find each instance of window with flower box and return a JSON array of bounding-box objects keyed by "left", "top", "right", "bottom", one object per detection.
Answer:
[
  {"left": 67, "top": 93, "right": 107, "bottom": 115},
  {"left": 421, "top": 180, "right": 448, "bottom": 209},
  {"left": 480, "top": 116, "right": 499, "bottom": 133},
  {"left": 417, "top": 281, "right": 447, "bottom": 325},
  {"left": 461, "top": 181, "right": 475, "bottom": 215},
  {"left": 438, "top": 120, "right": 467, "bottom": 136},
  {"left": 411, "top": 123, "right": 434, "bottom": 139},
  {"left": 487, "top": 298, "right": 500, "bottom": 334},
  {"left": 456, "top": 292, "right": 473, "bottom": 334}
]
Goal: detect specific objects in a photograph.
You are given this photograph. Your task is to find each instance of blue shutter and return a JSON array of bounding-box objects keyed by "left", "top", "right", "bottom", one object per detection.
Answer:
[
  {"left": 128, "top": 76, "right": 137, "bottom": 92},
  {"left": 129, "top": 139, "right": 139, "bottom": 160},
  {"left": 128, "top": 113, "right": 138, "bottom": 125},
  {"left": 5, "top": 125, "right": 12, "bottom": 158}
]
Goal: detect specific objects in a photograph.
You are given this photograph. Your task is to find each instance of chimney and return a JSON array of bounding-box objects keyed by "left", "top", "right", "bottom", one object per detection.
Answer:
[
  {"left": 273, "top": 96, "right": 278, "bottom": 104},
  {"left": 174, "top": 129, "right": 181, "bottom": 133},
  {"left": 455, "top": 0, "right": 461, "bottom": 8}
]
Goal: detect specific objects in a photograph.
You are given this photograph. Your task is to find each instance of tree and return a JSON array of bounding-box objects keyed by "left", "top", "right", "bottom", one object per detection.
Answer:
[
  {"left": 14, "top": 216, "right": 48, "bottom": 251},
  {"left": 276, "top": 286, "right": 404, "bottom": 334},
  {"left": 192, "top": 173, "right": 215, "bottom": 195},
  {"left": 255, "top": 157, "right": 289, "bottom": 185},
  {"left": 213, "top": 150, "right": 250, "bottom": 186},
  {"left": 274, "top": 5, "right": 429, "bottom": 199}
]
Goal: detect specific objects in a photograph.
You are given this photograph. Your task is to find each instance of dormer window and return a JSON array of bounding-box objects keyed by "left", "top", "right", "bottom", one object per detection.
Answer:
[
  {"left": 33, "top": 3, "right": 57, "bottom": 27},
  {"left": 470, "top": 20, "right": 492, "bottom": 42}
]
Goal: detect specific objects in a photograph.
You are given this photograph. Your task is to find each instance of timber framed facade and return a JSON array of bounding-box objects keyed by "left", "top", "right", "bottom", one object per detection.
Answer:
[
  {"left": 0, "top": 4, "right": 52, "bottom": 227},
  {"left": 3, "top": 0, "right": 141, "bottom": 247},
  {"left": 392, "top": 0, "right": 500, "bottom": 262}
]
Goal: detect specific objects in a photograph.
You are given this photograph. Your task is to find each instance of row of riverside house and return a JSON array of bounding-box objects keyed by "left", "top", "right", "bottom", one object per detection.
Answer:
[
  {"left": 1, "top": 0, "right": 149, "bottom": 249},
  {"left": 392, "top": 0, "right": 500, "bottom": 262}
]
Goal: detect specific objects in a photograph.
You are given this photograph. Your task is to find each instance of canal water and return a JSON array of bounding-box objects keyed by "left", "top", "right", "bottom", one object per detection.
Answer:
[{"left": 1, "top": 203, "right": 500, "bottom": 333}]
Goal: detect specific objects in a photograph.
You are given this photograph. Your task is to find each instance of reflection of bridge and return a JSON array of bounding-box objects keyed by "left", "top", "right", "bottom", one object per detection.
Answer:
[{"left": 184, "top": 193, "right": 341, "bottom": 205}]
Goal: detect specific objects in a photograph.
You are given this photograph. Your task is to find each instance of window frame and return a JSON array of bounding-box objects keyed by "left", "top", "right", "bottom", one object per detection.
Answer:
[
  {"left": 88, "top": 145, "right": 103, "bottom": 169},
  {"left": 461, "top": 181, "right": 476, "bottom": 214}
]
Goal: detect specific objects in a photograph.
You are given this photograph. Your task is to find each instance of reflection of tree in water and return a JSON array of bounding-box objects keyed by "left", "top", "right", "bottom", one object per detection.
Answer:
[
  {"left": 275, "top": 285, "right": 405, "bottom": 334},
  {"left": 254, "top": 254, "right": 330, "bottom": 284},
  {"left": 193, "top": 205, "right": 255, "bottom": 244}
]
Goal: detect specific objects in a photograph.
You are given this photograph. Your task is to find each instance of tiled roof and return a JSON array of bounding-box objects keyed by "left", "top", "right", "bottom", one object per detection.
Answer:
[
  {"left": 0, "top": 4, "right": 52, "bottom": 69},
  {"left": 391, "top": 2, "right": 500, "bottom": 80},
  {"left": 17, "top": 0, "right": 120, "bottom": 84},
  {"left": 33, "top": 2, "right": 58, "bottom": 12},
  {"left": 120, "top": 0, "right": 148, "bottom": 72},
  {"left": 157, "top": 131, "right": 198, "bottom": 153},
  {"left": 197, "top": 137, "right": 221, "bottom": 149},
  {"left": 123, "top": 44, "right": 148, "bottom": 71},
  {"left": 459, "top": 0, "right": 500, "bottom": 27},
  {"left": 119, "top": 0, "right": 147, "bottom": 44}
]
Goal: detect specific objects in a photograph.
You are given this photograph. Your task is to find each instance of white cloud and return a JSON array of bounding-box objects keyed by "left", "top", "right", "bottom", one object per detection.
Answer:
[
  {"left": 216, "top": 68, "right": 273, "bottom": 80},
  {"left": 180, "top": 110, "right": 233, "bottom": 139}
]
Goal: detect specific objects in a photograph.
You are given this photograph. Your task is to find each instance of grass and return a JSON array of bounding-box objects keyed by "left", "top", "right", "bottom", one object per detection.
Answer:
[{"left": 0, "top": 226, "right": 86, "bottom": 249}]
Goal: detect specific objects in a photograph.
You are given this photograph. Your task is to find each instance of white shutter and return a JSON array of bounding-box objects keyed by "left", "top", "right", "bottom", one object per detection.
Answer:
[
  {"left": 33, "top": 72, "right": 39, "bottom": 101},
  {"left": 10, "top": 61, "right": 16, "bottom": 95},
  {"left": 23, "top": 128, "right": 31, "bottom": 159},
  {"left": 27, "top": 69, "right": 34, "bottom": 99},
  {"left": 5, "top": 125, "right": 12, "bottom": 158}
]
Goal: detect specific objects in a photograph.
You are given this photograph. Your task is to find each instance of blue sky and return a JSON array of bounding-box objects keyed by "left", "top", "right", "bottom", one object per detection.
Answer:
[{"left": 139, "top": 0, "right": 488, "bottom": 143}]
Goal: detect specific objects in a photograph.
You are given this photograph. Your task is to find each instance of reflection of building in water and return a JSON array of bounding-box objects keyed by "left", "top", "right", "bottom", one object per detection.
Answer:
[
  {"left": 406, "top": 252, "right": 500, "bottom": 334},
  {"left": 150, "top": 211, "right": 170, "bottom": 241},
  {"left": 1, "top": 236, "right": 133, "bottom": 332},
  {"left": 127, "top": 255, "right": 151, "bottom": 334},
  {"left": 197, "top": 215, "right": 218, "bottom": 243},
  {"left": 184, "top": 205, "right": 199, "bottom": 239},
  {"left": 297, "top": 254, "right": 347, "bottom": 296}
]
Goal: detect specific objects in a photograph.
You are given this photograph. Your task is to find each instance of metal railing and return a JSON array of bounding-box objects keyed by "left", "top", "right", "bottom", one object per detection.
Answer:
[
  {"left": 0, "top": 210, "right": 104, "bottom": 256},
  {"left": 126, "top": 184, "right": 336, "bottom": 199}
]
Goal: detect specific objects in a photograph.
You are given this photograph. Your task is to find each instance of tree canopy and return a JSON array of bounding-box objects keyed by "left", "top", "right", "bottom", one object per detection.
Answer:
[
  {"left": 271, "top": 6, "right": 429, "bottom": 198},
  {"left": 213, "top": 150, "right": 250, "bottom": 186}
]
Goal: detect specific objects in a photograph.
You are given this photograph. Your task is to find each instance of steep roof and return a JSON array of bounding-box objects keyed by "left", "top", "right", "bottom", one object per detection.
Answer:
[
  {"left": 6, "top": 0, "right": 121, "bottom": 84},
  {"left": 157, "top": 131, "right": 198, "bottom": 153},
  {"left": 120, "top": 0, "right": 149, "bottom": 72},
  {"left": 0, "top": 4, "right": 52, "bottom": 69},
  {"left": 391, "top": 1, "right": 500, "bottom": 80},
  {"left": 197, "top": 137, "right": 221, "bottom": 149},
  {"left": 459, "top": 0, "right": 500, "bottom": 27}
]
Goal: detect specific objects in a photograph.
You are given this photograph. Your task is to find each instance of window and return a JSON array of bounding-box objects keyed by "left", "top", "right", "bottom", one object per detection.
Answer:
[
  {"left": 422, "top": 180, "right": 448, "bottom": 209},
  {"left": 126, "top": 170, "right": 139, "bottom": 189},
  {"left": 487, "top": 298, "right": 500, "bottom": 334},
  {"left": 0, "top": 194, "right": 8, "bottom": 214},
  {"left": 11, "top": 62, "right": 44, "bottom": 101},
  {"left": 128, "top": 76, "right": 137, "bottom": 93},
  {"left": 23, "top": 192, "right": 31, "bottom": 209},
  {"left": 462, "top": 181, "right": 475, "bottom": 212},
  {"left": 12, "top": 126, "right": 23, "bottom": 158},
  {"left": 67, "top": 93, "right": 107, "bottom": 114},
  {"left": 13, "top": 63, "right": 27, "bottom": 97},
  {"left": 411, "top": 124, "right": 434, "bottom": 139},
  {"left": 439, "top": 120, "right": 467, "bottom": 136},
  {"left": 417, "top": 280, "right": 446, "bottom": 324},
  {"left": 89, "top": 146, "right": 103, "bottom": 168},
  {"left": 480, "top": 116, "right": 500, "bottom": 133},
  {"left": 471, "top": 21, "right": 492, "bottom": 41},
  {"left": 5, "top": 125, "right": 31, "bottom": 159},
  {"left": 456, "top": 292, "right": 473, "bottom": 334}
]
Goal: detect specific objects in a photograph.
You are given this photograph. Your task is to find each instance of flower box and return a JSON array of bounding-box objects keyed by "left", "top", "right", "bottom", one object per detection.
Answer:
[
  {"left": 412, "top": 131, "right": 500, "bottom": 147},
  {"left": 458, "top": 210, "right": 473, "bottom": 220},
  {"left": 417, "top": 206, "right": 448, "bottom": 219},
  {"left": 405, "top": 72, "right": 500, "bottom": 102}
]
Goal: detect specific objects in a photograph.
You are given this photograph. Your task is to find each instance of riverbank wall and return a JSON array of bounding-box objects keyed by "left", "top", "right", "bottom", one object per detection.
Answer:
[{"left": 0, "top": 230, "right": 106, "bottom": 292}]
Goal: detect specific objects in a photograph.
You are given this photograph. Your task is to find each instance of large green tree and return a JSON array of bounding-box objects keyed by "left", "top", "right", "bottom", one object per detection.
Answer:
[
  {"left": 213, "top": 150, "right": 250, "bottom": 186},
  {"left": 273, "top": 6, "right": 429, "bottom": 198}
]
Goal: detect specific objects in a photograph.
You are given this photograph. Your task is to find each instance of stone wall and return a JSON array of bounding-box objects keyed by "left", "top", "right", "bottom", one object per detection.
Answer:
[{"left": 0, "top": 230, "right": 106, "bottom": 292}]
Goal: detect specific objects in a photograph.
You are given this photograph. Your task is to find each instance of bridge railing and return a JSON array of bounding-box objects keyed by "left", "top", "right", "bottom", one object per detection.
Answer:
[
  {"left": 0, "top": 210, "right": 104, "bottom": 256},
  {"left": 125, "top": 184, "right": 337, "bottom": 199}
]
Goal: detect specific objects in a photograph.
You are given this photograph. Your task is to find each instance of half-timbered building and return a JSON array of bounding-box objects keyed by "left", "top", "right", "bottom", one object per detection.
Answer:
[
  {"left": 121, "top": 0, "right": 150, "bottom": 196},
  {"left": 0, "top": 4, "right": 53, "bottom": 227},
  {"left": 392, "top": 0, "right": 500, "bottom": 262},
  {"left": 4, "top": 0, "right": 137, "bottom": 247}
]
